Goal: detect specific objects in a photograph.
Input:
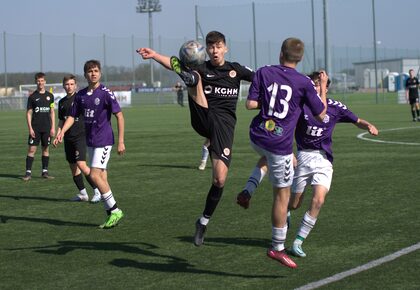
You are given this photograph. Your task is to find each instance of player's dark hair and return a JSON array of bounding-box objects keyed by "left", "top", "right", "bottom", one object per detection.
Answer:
[
  {"left": 62, "top": 74, "right": 77, "bottom": 85},
  {"left": 84, "top": 60, "right": 101, "bottom": 73},
  {"left": 281, "top": 38, "right": 304, "bottom": 63},
  {"left": 308, "top": 71, "right": 331, "bottom": 88},
  {"left": 34, "top": 72, "right": 45, "bottom": 81},
  {"left": 206, "top": 31, "right": 226, "bottom": 46}
]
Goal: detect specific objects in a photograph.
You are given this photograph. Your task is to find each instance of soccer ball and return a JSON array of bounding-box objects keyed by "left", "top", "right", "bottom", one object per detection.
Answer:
[{"left": 179, "top": 40, "right": 206, "bottom": 68}]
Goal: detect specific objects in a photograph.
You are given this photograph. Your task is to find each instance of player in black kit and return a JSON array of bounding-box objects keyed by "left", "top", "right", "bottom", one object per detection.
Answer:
[
  {"left": 56, "top": 75, "right": 101, "bottom": 202},
  {"left": 138, "top": 31, "right": 254, "bottom": 246},
  {"left": 405, "top": 69, "right": 420, "bottom": 121},
  {"left": 22, "top": 72, "right": 55, "bottom": 181}
]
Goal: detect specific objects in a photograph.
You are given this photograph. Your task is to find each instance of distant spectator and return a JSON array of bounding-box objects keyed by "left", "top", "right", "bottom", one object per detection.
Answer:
[{"left": 174, "top": 81, "right": 185, "bottom": 107}]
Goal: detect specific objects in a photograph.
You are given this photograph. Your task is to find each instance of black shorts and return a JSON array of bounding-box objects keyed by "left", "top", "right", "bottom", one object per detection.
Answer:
[
  {"left": 64, "top": 136, "right": 87, "bottom": 164},
  {"left": 409, "top": 97, "right": 419, "bottom": 105},
  {"left": 188, "top": 97, "right": 235, "bottom": 167},
  {"left": 28, "top": 131, "right": 50, "bottom": 147}
]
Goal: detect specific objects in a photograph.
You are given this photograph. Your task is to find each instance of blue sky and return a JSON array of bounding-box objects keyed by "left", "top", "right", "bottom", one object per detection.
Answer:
[{"left": 1, "top": 0, "right": 419, "bottom": 47}]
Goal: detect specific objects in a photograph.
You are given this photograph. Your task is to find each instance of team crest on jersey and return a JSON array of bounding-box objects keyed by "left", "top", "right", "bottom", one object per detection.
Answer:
[
  {"left": 265, "top": 119, "right": 276, "bottom": 131},
  {"left": 229, "top": 70, "right": 237, "bottom": 78},
  {"left": 95, "top": 98, "right": 100, "bottom": 105},
  {"left": 204, "top": 85, "right": 212, "bottom": 95},
  {"left": 223, "top": 148, "right": 231, "bottom": 156},
  {"left": 323, "top": 114, "right": 330, "bottom": 123},
  {"left": 46, "top": 96, "right": 50, "bottom": 101}
]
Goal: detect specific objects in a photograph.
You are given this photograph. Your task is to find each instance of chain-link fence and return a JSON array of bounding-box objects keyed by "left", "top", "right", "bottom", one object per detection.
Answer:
[{"left": 1, "top": 0, "right": 419, "bottom": 104}]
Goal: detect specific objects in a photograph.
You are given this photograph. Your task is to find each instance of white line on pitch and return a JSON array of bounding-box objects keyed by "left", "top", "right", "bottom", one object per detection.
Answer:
[
  {"left": 357, "top": 126, "right": 420, "bottom": 146},
  {"left": 294, "top": 242, "right": 420, "bottom": 290}
]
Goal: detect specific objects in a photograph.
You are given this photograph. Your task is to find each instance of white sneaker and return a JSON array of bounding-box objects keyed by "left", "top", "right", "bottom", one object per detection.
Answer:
[
  {"left": 290, "top": 243, "right": 307, "bottom": 257},
  {"left": 90, "top": 189, "right": 102, "bottom": 203},
  {"left": 70, "top": 194, "right": 89, "bottom": 202},
  {"left": 198, "top": 160, "right": 207, "bottom": 170}
]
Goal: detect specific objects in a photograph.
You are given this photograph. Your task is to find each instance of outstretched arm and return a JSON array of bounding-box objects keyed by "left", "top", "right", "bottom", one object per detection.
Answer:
[
  {"left": 354, "top": 118, "right": 379, "bottom": 136},
  {"left": 136, "top": 47, "right": 172, "bottom": 70}
]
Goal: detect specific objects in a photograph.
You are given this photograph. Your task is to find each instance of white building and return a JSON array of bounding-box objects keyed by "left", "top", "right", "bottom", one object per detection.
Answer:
[{"left": 353, "top": 58, "right": 420, "bottom": 89}]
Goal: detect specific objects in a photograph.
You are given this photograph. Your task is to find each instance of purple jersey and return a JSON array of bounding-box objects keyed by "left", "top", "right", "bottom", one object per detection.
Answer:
[
  {"left": 71, "top": 84, "right": 121, "bottom": 147},
  {"left": 295, "top": 98, "right": 358, "bottom": 163},
  {"left": 248, "top": 65, "right": 324, "bottom": 155}
]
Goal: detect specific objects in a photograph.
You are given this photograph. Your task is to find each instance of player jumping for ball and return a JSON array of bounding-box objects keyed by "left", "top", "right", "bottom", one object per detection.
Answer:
[{"left": 137, "top": 31, "right": 254, "bottom": 246}]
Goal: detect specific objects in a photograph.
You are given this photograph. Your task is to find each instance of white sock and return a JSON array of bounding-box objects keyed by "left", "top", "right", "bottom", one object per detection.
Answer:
[
  {"left": 102, "top": 191, "right": 117, "bottom": 211},
  {"left": 199, "top": 216, "right": 209, "bottom": 226},
  {"left": 201, "top": 145, "right": 209, "bottom": 162},
  {"left": 93, "top": 188, "right": 101, "bottom": 195},
  {"left": 295, "top": 211, "right": 317, "bottom": 243},
  {"left": 244, "top": 166, "right": 267, "bottom": 196},
  {"left": 272, "top": 225, "right": 288, "bottom": 251},
  {"left": 79, "top": 188, "right": 88, "bottom": 196}
]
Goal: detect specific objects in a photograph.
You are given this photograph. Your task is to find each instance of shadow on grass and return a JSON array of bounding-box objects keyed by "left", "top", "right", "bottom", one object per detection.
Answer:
[
  {"left": 0, "top": 194, "right": 69, "bottom": 202},
  {"left": 137, "top": 164, "right": 197, "bottom": 170},
  {"left": 0, "top": 215, "right": 97, "bottom": 227},
  {"left": 176, "top": 236, "right": 270, "bottom": 249},
  {"left": 111, "top": 258, "right": 282, "bottom": 279},
  {"left": 7, "top": 240, "right": 283, "bottom": 279},
  {"left": 7, "top": 241, "right": 184, "bottom": 261},
  {"left": 0, "top": 173, "right": 23, "bottom": 179}
]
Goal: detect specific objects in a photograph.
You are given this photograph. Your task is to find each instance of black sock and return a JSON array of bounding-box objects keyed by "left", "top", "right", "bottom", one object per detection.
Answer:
[
  {"left": 85, "top": 174, "right": 97, "bottom": 189},
  {"left": 106, "top": 203, "right": 118, "bottom": 216},
  {"left": 203, "top": 184, "right": 224, "bottom": 218},
  {"left": 411, "top": 110, "right": 416, "bottom": 119},
  {"left": 26, "top": 156, "right": 34, "bottom": 172},
  {"left": 416, "top": 109, "right": 419, "bottom": 117},
  {"left": 72, "top": 174, "right": 85, "bottom": 191},
  {"left": 41, "top": 156, "right": 49, "bottom": 171}
]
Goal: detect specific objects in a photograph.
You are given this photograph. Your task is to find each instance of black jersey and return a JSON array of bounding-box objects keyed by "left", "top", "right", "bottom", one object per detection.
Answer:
[
  {"left": 27, "top": 91, "right": 54, "bottom": 132},
  {"left": 58, "top": 94, "right": 85, "bottom": 139},
  {"left": 194, "top": 60, "right": 254, "bottom": 122},
  {"left": 406, "top": 77, "right": 419, "bottom": 98}
]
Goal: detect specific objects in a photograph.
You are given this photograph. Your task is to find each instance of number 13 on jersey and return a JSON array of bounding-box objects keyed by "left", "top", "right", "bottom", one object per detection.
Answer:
[{"left": 267, "top": 83, "right": 292, "bottom": 119}]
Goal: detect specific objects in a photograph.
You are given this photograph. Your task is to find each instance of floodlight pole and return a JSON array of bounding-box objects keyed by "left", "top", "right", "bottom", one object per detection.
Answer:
[
  {"left": 3, "top": 31, "right": 8, "bottom": 92},
  {"left": 136, "top": 0, "right": 161, "bottom": 87},
  {"left": 311, "top": 0, "right": 316, "bottom": 71},
  {"left": 72, "top": 33, "right": 76, "bottom": 75},
  {"left": 372, "top": 0, "right": 379, "bottom": 104},
  {"left": 252, "top": 2, "right": 257, "bottom": 69},
  {"left": 39, "top": 32, "right": 43, "bottom": 72},
  {"left": 323, "top": 0, "right": 331, "bottom": 75},
  {"left": 195, "top": 5, "right": 199, "bottom": 41}
]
